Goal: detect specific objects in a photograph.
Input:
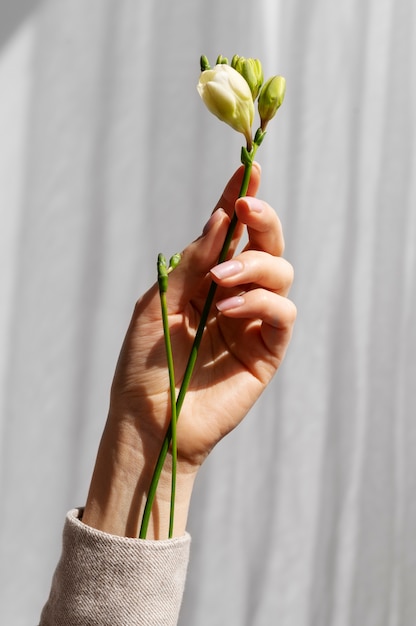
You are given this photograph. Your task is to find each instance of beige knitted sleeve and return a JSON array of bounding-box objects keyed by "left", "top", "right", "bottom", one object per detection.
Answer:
[{"left": 39, "top": 509, "right": 191, "bottom": 626}]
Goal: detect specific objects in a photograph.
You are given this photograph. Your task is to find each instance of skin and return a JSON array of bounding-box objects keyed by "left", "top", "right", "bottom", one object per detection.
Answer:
[{"left": 82, "top": 163, "right": 296, "bottom": 539}]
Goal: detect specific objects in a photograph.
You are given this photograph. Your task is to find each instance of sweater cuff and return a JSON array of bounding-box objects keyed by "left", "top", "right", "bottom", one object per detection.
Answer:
[{"left": 40, "top": 508, "right": 191, "bottom": 626}]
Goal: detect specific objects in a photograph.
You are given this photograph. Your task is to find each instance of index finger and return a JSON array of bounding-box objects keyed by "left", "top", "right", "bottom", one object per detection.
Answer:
[{"left": 235, "top": 196, "right": 285, "bottom": 257}]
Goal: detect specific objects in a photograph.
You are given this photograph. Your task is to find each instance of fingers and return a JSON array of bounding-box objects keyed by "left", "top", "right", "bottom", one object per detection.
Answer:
[
  {"left": 209, "top": 192, "right": 296, "bottom": 360},
  {"left": 235, "top": 195, "right": 285, "bottom": 256},
  {"left": 138, "top": 165, "right": 283, "bottom": 319},
  {"left": 210, "top": 251, "right": 294, "bottom": 297},
  {"left": 216, "top": 288, "right": 297, "bottom": 328},
  {"left": 155, "top": 163, "right": 262, "bottom": 314},
  {"left": 210, "top": 249, "right": 296, "bottom": 347},
  {"left": 210, "top": 193, "right": 291, "bottom": 295},
  {"left": 161, "top": 208, "right": 231, "bottom": 314},
  {"left": 215, "top": 288, "right": 297, "bottom": 359}
]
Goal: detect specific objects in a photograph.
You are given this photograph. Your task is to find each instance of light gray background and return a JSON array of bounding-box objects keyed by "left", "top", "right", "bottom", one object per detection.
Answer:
[{"left": 0, "top": 1, "right": 415, "bottom": 624}]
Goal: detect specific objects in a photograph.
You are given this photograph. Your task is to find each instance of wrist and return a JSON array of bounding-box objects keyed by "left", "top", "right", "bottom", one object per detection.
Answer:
[{"left": 82, "top": 416, "right": 197, "bottom": 539}]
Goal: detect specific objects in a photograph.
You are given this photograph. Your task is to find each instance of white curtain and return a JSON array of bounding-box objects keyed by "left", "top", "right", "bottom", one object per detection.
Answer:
[{"left": 1, "top": 0, "right": 415, "bottom": 624}]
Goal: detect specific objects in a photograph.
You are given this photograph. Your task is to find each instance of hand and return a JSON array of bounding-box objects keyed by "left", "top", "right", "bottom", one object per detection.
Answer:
[{"left": 82, "top": 164, "right": 296, "bottom": 538}]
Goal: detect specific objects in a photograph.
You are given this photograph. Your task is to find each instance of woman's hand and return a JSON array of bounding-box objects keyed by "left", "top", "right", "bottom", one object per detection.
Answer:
[{"left": 82, "top": 164, "right": 296, "bottom": 538}]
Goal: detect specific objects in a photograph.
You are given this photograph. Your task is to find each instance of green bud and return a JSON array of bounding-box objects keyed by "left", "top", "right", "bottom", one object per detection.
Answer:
[
  {"left": 254, "top": 127, "right": 266, "bottom": 146},
  {"left": 168, "top": 252, "right": 181, "bottom": 271},
  {"left": 157, "top": 253, "right": 168, "bottom": 293},
  {"left": 241, "top": 145, "right": 254, "bottom": 167},
  {"left": 200, "top": 55, "right": 211, "bottom": 71},
  {"left": 231, "top": 56, "right": 263, "bottom": 100},
  {"left": 258, "top": 75, "right": 286, "bottom": 129},
  {"left": 216, "top": 55, "right": 229, "bottom": 65}
]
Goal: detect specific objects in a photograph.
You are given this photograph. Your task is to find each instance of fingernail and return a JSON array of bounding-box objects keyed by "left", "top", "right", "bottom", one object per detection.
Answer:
[
  {"left": 216, "top": 295, "right": 245, "bottom": 311},
  {"left": 202, "top": 209, "right": 225, "bottom": 234},
  {"left": 210, "top": 259, "right": 243, "bottom": 280},
  {"left": 243, "top": 197, "right": 263, "bottom": 213}
]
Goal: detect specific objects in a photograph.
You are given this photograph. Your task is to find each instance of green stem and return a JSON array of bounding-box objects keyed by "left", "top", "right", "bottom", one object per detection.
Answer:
[
  {"left": 160, "top": 290, "right": 177, "bottom": 539},
  {"left": 139, "top": 143, "right": 258, "bottom": 539},
  {"left": 156, "top": 255, "right": 178, "bottom": 539}
]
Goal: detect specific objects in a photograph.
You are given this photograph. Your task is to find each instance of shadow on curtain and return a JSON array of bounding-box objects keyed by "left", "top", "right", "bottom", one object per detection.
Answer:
[{"left": 0, "top": 0, "right": 43, "bottom": 50}]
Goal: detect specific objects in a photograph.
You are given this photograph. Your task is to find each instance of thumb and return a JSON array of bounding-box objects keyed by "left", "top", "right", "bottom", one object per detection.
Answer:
[{"left": 165, "top": 208, "right": 230, "bottom": 314}]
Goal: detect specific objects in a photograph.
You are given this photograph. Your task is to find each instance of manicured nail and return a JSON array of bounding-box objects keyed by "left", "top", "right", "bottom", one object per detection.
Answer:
[
  {"left": 216, "top": 295, "right": 245, "bottom": 311},
  {"left": 210, "top": 259, "right": 243, "bottom": 280},
  {"left": 242, "top": 197, "right": 263, "bottom": 213},
  {"left": 202, "top": 209, "right": 225, "bottom": 234}
]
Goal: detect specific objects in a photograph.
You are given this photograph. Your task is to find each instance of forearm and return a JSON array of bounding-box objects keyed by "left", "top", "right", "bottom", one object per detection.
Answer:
[
  {"left": 40, "top": 416, "right": 194, "bottom": 624},
  {"left": 82, "top": 416, "right": 196, "bottom": 539}
]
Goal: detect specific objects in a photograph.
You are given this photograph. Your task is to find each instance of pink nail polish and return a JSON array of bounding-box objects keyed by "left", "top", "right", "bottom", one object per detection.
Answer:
[
  {"left": 216, "top": 296, "right": 245, "bottom": 311},
  {"left": 211, "top": 260, "right": 243, "bottom": 280},
  {"left": 246, "top": 197, "right": 264, "bottom": 213}
]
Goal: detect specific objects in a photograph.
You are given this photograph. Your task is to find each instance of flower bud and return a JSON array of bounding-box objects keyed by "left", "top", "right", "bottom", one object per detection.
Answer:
[
  {"left": 197, "top": 64, "right": 254, "bottom": 148},
  {"left": 216, "top": 55, "right": 229, "bottom": 65},
  {"left": 157, "top": 253, "right": 168, "bottom": 293},
  {"left": 258, "top": 75, "right": 286, "bottom": 129},
  {"left": 168, "top": 253, "right": 181, "bottom": 271},
  {"left": 231, "top": 55, "right": 263, "bottom": 100},
  {"left": 200, "top": 55, "right": 211, "bottom": 71}
]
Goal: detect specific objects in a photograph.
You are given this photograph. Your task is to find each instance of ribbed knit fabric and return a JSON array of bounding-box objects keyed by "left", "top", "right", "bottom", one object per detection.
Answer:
[{"left": 39, "top": 509, "right": 191, "bottom": 625}]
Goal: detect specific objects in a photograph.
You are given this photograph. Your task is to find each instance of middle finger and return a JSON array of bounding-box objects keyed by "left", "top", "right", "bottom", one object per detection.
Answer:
[{"left": 210, "top": 250, "right": 294, "bottom": 297}]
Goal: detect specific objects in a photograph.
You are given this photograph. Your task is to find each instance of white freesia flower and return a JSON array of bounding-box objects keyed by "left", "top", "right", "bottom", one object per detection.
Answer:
[{"left": 197, "top": 64, "right": 254, "bottom": 147}]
